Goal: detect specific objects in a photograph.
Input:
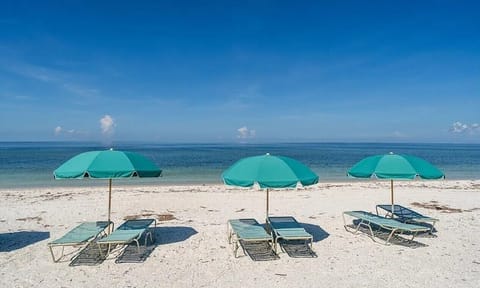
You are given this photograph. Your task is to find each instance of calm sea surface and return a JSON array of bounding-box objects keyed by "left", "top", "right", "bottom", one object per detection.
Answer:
[{"left": 0, "top": 142, "right": 479, "bottom": 188}]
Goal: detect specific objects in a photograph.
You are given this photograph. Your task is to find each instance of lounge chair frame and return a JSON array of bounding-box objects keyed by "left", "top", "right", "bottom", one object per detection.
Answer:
[
  {"left": 376, "top": 204, "right": 438, "bottom": 233},
  {"left": 343, "top": 211, "right": 430, "bottom": 245},
  {"left": 227, "top": 218, "right": 274, "bottom": 258},
  {"left": 48, "top": 221, "right": 113, "bottom": 262},
  {"left": 266, "top": 216, "right": 313, "bottom": 253},
  {"left": 96, "top": 218, "right": 156, "bottom": 258}
]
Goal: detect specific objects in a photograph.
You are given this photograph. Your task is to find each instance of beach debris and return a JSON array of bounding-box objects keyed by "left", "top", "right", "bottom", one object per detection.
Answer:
[
  {"left": 157, "top": 213, "right": 176, "bottom": 221},
  {"left": 124, "top": 212, "right": 176, "bottom": 222},
  {"left": 235, "top": 208, "right": 245, "bottom": 212},
  {"left": 411, "top": 201, "right": 464, "bottom": 213},
  {"left": 464, "top": 207, "right": 480, "bottom": 212},
  {"left": 16, "top": 216, "right": 42, "bottom": 222}
]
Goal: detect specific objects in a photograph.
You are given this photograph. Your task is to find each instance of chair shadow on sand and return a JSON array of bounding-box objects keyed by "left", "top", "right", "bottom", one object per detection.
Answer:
[
  {"left": 350, "top": 219, "right": 429, "bottom": 248},
  {"left": 70, "top": 226, "right": 198, "bottom": 266},
  {"left": 0, "top": 231, "right": 50, "bottom": 252}
]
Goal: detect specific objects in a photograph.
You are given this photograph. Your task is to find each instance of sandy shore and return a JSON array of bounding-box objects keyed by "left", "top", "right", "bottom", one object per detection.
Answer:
[{"left": 1, "top": 180, "right": 479, "bottom": 288}]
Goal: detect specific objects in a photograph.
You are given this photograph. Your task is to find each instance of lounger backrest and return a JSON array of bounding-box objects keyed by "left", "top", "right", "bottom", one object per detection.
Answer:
[
  {"left": 228, "top": 219, "right": 270, "bottom": 240},
  {"left": 267, "top": 216, "right": 312, "bottom": 240},
  {"left": 378, "top": 204, "right": 424, "bottom": 219},
  {"left": 96, "top": 219, "right": 155, "bottom": 244},
  {"left": 118, "top": 219, "right": 155, "bottom": 230},
  {"left": 267, "top": 216, "right": 301, "bottom": 230},
  {"left": 50, "top": 221, "right": 111, "bottom": 245}
]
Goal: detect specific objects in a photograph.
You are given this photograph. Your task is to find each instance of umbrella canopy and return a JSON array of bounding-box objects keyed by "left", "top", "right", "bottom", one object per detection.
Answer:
[
  {"left": 54, "top": 149, "right": 162, "bottom": 228},
  {"left": 347, "top": 152, "right": 444, "bottom": 209},
  {"left": 222, "top": 153, "right": 319, "bottom": 218},
  {"left": 54, "top": 150, "right": 161, "bottom": 179}
]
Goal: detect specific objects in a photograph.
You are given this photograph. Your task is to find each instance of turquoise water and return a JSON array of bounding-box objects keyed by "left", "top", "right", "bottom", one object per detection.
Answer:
[{"left": 0, "top": 142, "right": 479, "bottom": 188}]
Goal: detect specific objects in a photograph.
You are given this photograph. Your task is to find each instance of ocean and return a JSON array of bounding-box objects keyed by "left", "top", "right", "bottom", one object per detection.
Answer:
[{"left": 0, "top": 142, "right": 479, "bottom": 189}]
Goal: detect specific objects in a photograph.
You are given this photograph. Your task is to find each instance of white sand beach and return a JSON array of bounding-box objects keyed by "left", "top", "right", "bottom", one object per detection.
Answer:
[{"left": 1, "top": 180, "right": 479, "bottom": 288}]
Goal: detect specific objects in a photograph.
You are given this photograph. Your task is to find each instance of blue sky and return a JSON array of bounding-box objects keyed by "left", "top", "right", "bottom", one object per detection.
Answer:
[{"left": 1, "top": 1, "right": 479, "bottom": 143}]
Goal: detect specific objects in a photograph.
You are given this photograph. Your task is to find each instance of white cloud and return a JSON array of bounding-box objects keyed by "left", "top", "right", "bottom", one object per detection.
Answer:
[
  {"left": 100, "top": 115, "right": 115, "bottom": 136},
  {"left": 450, "top": 121, "right": 479, "bottom": 134},
  {"left": 54, "top": 126, "right": 77, "bottom": 136},
  {"left": 451, "top": 121, "right": 468, "bottom": 133},
  {"left": 237, "top": 126, "right": 256, "bottom": 139},
  {"left": 54, "top": 126, "right": 62, "bottom": 136}
]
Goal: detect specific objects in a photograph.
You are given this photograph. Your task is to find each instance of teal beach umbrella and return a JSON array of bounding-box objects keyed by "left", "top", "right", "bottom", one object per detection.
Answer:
[
  {"left": 347, "top": 152, "right": 444, "bottom": 211},
  {"left": 54, "top": 149, "right": 162, "bottom": 228},
  {"left": 222, "top": 153, "right": 319, "bottom": 218}
]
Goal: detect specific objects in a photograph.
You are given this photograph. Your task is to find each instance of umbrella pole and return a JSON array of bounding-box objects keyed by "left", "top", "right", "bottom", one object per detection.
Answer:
[
  {"left": 390, "top": 179, "right": 394, "bottom": 214},
  {"left": 108, "top": 178, "right": 112, "bottom": 233},
  {"left": 266, "top": 188, "right": 269, "bottom": 220}
]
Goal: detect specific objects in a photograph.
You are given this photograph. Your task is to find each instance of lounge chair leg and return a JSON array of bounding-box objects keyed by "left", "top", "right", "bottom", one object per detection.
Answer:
[
  {"left": 98, "top": 243, "right": 113, "bottom": 258},
  {"left": 410, "top": 232, "right": 417, "bottom": 242},
  {"left": 49, "top": 246, "right": 64, "bottom": 263},
  {"left": 97, "top": 243, "right": 105, "bottom": 258},
  {"left": 49, "top": 247, "right": 56, "bottom": 262},
  {"left": 354, "top": 220, "right": 364, "bottom": 234},
  {"left": 233, "top": 241, "right": 239, "bottom": 258},
  {"left": 134, "top": 239, "right": 140, "bottom": 253},
  {"left": 429, "top": 222, "right": 437, "bottom": 234},
  {"left": 365, "top": 223, "right": 376, "bottom": 243},
  {"left": 385, "top": 229, "right": 397, "bottom": 245},
  {"left": 227, "top": 224, "right": 232, "bottom": 244}
]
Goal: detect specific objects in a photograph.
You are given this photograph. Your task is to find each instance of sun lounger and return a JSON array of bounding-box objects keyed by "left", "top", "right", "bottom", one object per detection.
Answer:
[
  {"left": 343, "top": 210, "right": 430, "bottom": 245},
  {"left": 227, "top": 218, "right": 274, "bottom": 257},
  {"left": 48, "top": 221, "right": 113, "bottom": 262},
  {"left": 267, "top": 216, "right": 313, "bottom": 253},
  {"left": 96, "top": 219, "right": 156, "bottom": 257},
  {"left": 376, "top": 204, "right": 438, "bottom": 232}
]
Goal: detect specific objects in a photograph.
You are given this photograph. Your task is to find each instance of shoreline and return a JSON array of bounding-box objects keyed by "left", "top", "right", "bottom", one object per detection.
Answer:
[
  {"left": 2, "top": 177, "right": 480, "bottom": 191},
  {"left": 1, "top": 178, "right": 479, "bottom": 191}
]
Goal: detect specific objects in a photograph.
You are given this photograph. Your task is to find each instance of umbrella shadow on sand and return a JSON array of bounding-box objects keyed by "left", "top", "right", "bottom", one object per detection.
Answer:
[
  {"left": 151, "top": 226, "right": 198, "bottom": 245},
  {"left": 302, "top": 222, "right": 330, "bottom": 242},
  {"left": 70, "top": 226, "right": 198, "bottom": 266},
  {"left": 0, "top": 231, "right": 50, "bottom": 252}
]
